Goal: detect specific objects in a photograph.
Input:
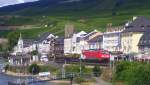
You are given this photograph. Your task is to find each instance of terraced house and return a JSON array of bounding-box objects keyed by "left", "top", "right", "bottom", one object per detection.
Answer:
[
  {"left": 121, "top": 16, "right": 150, "bottom": 54},
  {"left": 103, "top": 24, "right": 123, "bottom": 52},
  {"left": 64, "top": 30, "right": 102, "bottom": 55},
  {"left": 138, "top": 29, "right": 150, "bottom": 53}
]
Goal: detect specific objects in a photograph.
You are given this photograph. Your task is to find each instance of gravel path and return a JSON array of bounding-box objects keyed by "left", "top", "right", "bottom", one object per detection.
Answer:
[{"left": 95, "top": 77, "right": 112, "bottom": 85}]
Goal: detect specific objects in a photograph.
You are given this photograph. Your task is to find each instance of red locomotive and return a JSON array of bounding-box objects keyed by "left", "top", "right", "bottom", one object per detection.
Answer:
[{"left": 82, "top": 49, "right": 111, "bottom": 60}]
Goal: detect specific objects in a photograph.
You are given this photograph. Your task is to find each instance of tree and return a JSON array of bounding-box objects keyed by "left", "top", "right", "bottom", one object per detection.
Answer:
[
  {"left": 4, "top": 64, "right": 9, "bottom": 72},
  {"left": 7, "top": 31, "right": 20, "bottom": 51},
  {"left": 114, "top": 62, "right": 150, "bottom": 85},
  {"left": 0, "top": 44, "right": 2, "bottom": 51},
  {"left": 30, "top": 50, "right": 38, "bottom": 55},
  {"left": 93, "top": 65, "right": 102, "bottom": 77},
  {"left": 28, "top": 63, "right": 40, "bottom": 75}
]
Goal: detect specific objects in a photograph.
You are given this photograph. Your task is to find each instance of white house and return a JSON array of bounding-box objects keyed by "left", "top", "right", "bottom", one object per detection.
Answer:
[
  {"left": 81, "top": 30, "right": 102, "bottom": 50},
  {"left": 37, "top": 33, "right": 55, "bottom": 54},
  {"left": 10, "top": 32, "right": 56, "bottom": 65},
  {"left": 64, "top": 31, "right": 87, "bottom": 54},
  {"left": 13, "top": 32, "right": 56, "bottom": 55},
  {"left": 103, "top": 27, "right": 123, "bottom": 52},
  {"left": 64, "top": 30, "right": 103, "bottom": 54}
]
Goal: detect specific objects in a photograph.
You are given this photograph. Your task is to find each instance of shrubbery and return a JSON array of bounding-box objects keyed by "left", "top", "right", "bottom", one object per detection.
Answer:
[
  {"left": 65, "top": 64, "right": 92, "bottom": 74},
  {"left": 92, "top": 65, "right": 102, "bottom": 77},
  {"left": 4, "top": 64, "right": 9, "bottom": 72},
  {"left": 114, "top": 61, "right": 150, "bottom": 85},
  {"left": 74, "top": 76, "right": 85, "bottom": 84},
  {"left": 28, "top": 63, "right": 40, "bottom": 75}
]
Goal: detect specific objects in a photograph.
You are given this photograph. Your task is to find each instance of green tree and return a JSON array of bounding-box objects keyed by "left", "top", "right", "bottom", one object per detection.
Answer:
[
  {"left": 28, "top": 63, "right": 40, "bottom": 75},
  {"left": 93, "top": 65, "right": 102, "bottom": 77},
  {"left": 4, "top": 64, "right": 9, "bottom": 72},
  {"left": 114, "top": 61, "right": 150, "bottom": 85},
  {"left": 30, "top": 50, "right": 38, "bottom": 55},
  {"left": 0, "top": 44, "right": 2, "bottom": 51},
  {"left": 7, "top": 31, "right": 20, "bottom": 51}
]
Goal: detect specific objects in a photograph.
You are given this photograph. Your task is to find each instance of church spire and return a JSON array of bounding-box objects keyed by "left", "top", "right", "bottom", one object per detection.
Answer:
[
  {"left": 17, "top": 33, "right": 23, "bottom": 53},
  {"left": 19, "top": 33, "right": 22, "bottom": 40}
]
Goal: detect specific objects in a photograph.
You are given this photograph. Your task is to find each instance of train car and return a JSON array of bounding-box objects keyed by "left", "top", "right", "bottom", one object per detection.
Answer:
[{"left": 82, "top": 49, "right": 110, "bottom": 60}]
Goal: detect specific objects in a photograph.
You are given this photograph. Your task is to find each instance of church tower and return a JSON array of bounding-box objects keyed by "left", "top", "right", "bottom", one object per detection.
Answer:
[{"left": 17, "top": 33, "right": 23, "bottom": 53}]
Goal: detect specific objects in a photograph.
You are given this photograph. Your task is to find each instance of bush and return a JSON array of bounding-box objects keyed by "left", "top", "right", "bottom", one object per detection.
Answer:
[
  {"left": 40, "top": 65, "right": 58, "bottom": 73},
  {"left": 65, "top": 64, "right": 92, "bottom": 74},
  {"left": 114, "top": 61, "right": 150, "bottom": 85},
  {"left": 4, "top": 64, "right": 9, "bottom": 72},
  {"left": 92, "top": 65, "right": 102, "bottom": 77},
  {"left": 74, "top": 76, "right": 85, "bottom": 84},
  {"left": 30, "top": 50, "right": 38, "bottom": 55},
  {"left": 28, "top": 63, "right": 40, "bottom": 75}
]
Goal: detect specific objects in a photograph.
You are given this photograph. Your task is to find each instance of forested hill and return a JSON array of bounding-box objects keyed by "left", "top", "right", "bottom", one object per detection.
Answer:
[
  {"left": 0, "top": 0, "right": 150, "bottom": 38},
  {"left": 0, "top": 0, "right": 150, "bottom": 16}
]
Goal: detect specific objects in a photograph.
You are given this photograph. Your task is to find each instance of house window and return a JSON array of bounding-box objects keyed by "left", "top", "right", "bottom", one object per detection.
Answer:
[{"left": 144, "top": 40, "right": 147, "bottom": 43}]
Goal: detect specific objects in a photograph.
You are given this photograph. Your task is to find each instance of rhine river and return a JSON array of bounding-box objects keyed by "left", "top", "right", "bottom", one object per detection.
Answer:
[{"left": 0, "top": 59, "right": 58, "bottom": 85}]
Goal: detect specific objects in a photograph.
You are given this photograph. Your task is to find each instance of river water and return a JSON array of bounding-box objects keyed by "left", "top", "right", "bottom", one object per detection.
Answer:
[
  {"left": 0, "top": 59, "right": 57, "bottom": 85},
  {"left": 0, "top": 73, "right": 58, "bottom": 85}
]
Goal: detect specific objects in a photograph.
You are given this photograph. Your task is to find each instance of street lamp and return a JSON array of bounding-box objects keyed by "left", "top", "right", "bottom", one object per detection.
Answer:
[
  {"left": 62, "top": 59, "right": 66, "bottom": 78},
  {"left": 79, "top": 57, "right": 82, "bottom": 75}
]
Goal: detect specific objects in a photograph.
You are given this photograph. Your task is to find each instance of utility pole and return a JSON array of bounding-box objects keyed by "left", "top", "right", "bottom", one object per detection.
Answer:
[
  {"left": 62, "top": 60, "right": 66, "bottom": 78},
  {"left": 70, "top": 74, "right": 74, "bottom": 85},
  {"left": 79, "top": 57, "right": 82, "bottom": 75}
]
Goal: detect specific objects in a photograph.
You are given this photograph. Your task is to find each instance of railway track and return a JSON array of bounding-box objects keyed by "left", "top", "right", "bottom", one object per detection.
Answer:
[{"left": 49, "top": 57, "right": 110, "bottom": 66}]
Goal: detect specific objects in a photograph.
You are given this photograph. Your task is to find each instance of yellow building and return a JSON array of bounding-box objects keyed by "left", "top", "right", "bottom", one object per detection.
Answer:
[
  {"left": 121, "top": 16, "right": 150, "bottom": 54},
  {"left": 121, "top": 32, "right": 143, "bottom": 53}
]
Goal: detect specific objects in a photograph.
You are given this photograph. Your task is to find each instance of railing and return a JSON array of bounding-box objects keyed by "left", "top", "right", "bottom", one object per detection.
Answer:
[{"left": 27, "top": 73, "right": 78, "bottom": 84}]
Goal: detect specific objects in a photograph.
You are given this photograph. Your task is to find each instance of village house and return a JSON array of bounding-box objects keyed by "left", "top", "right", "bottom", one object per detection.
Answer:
[
  {"left": 121, "top": 16, "right": 150, "bottom": 54},
  {"left": 87, "top": 34, "right": 103, "bottom": 50},
  {"left": 64, "top": 30, "right": 102, "bottom": 55},
  {"left": 64, "top": 31, "right": 87, "bottom": 54},
  {"left": 103, "top": 24, "right": 123, "bottom": 52},
  {"left": 10, "top": 32, "right": 57, "bottom": 65},
  {"left": 54, "top": 37, "right": 64, "bottom": 57},
  {"left": 138, "top": 29, "right": 150, "bottom": 53},
  {"left": 37, "top": 32, "right": 55, "bottom": 54},
  {"left": 81, "top": 30, "right": 102, "bottom": 50},
  {"left": 13, "top": 33, "right": 56, "bottom": 54},
  {"left": 9, "top": 52, "right": 32, "bottom": 66}
]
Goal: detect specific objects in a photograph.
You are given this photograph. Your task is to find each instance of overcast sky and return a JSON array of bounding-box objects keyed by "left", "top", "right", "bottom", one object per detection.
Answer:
[{"left": 0, "top": 0, "right": 39, "bottom": 7}]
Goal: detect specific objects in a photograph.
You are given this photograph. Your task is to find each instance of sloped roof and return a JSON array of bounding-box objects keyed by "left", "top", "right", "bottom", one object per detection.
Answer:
[
  {"left": 138, "top": 29, "right": 150, "bottom": 46},
  {"left": 55, "top": 37, "right": 64, "bottom": 44},
  {"left": 123, "top": 16, "right": 150, "bottom": 33},
  {"left": 83, "top": 30, "right": 100, "bottom": 40},
  {"left": 37, "top": 32, "right": 54, "bottom": 42},
  {"left": 88, "top": 35, "right": 103, "bottom": 43},
  {"left": 23, "top": 39, "right": 35, "bottom": 47}
]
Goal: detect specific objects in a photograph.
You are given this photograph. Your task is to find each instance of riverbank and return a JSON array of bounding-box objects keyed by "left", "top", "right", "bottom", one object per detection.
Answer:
[
  {"left": 5, "top": 71, "right": 31, "bottom": 77},
  {"left": 4, "top": 71, "right": 72, "bottom": 85}
]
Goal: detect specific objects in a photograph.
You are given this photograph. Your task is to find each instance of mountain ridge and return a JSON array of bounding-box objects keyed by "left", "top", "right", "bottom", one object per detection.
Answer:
[{"left": 0, "top": 0, "right": 150, "bottom": 38}]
